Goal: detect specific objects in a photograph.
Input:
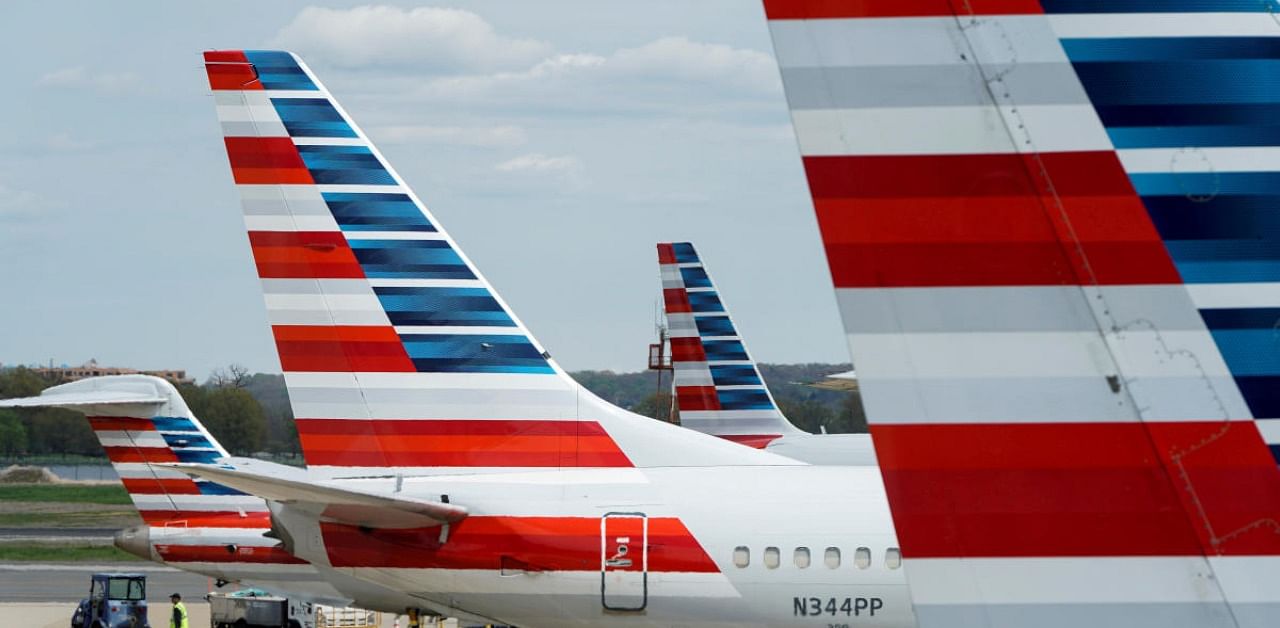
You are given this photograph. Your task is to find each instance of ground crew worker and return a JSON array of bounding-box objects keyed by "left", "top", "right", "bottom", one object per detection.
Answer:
[{"left": 170, "top": 593, "right": 188, "bottom": 628}]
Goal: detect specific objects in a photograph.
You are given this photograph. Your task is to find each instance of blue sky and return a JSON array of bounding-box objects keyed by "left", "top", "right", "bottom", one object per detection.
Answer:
[{"left": 0, "top": 1, "right": 848, "bottom": 378}]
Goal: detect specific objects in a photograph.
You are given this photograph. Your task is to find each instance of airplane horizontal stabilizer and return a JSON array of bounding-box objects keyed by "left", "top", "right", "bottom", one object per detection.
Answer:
[
  {"left": 168, "top": 462, "right": 468, "bottom": 529},
  {"left": 0, "top": 390, "right": 166, "bottom": 408}
]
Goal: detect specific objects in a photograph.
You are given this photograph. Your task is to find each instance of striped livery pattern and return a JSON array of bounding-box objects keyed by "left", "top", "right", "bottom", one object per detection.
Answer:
[
  {"left": 204, "top": 51, "right": 778, "bottom": 475},
  {"left": 657, "top": 242, "right": 802, "bottom": 447},
  {"left": 765, "top": 2, "right": 1280, "bottom": 627}
]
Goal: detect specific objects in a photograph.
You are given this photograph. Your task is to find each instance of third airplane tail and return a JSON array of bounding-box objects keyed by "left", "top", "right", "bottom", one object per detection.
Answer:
[{"left": 657, "top": 241, "right": 804, "bottom": 447}]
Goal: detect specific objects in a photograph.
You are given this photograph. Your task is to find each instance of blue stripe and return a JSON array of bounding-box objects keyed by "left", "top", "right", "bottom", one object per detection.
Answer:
[
  {"left": 321, "top": 193, "right": 435, "bottom": 232},
  {"left": 1071, "top": 60, "right": 1280, "bottom": 106},
  {"left": 151, "top": 416, "right": 197, "bottom": 432},
  {"left": 710, "top": 364, "right": 762, "bottom": 387},
  {"left": 174, "top": 449, "right": 222, "bottom": 464},
  {"left": 1132, "top": 173, "right": 1280, "bottom": 197},
  {"left": 1270, "top": 443, "right": 1280, "bottom": 464},
  {"left": 1094, "top": 104, "right": 1280, "bottom": 127},
  {"left": 1208, "top": 329, "right": 1280, "bottom": 376},
  {"left": 243, "top": 51, "right": 317, "bottom": 91},
  {"left": 1062, "top": 38, "right": 1280, "bottom": 62},
  {"left": 687, "top": 292, "right": 725, "bottom": 314},
  {"left": 1235, "top": 376, "right": 1280, "bottom": 418},
  {"left": 196, "top": 481, "right": 247, "bottom": 496},
  {"left": 296, "top": 145, "right": 394, "bottom": 185},
  {"left": 672, "top": 243, "right": 700, "bottom": 264},
  {"left": 695, "top": 316, "right": 737, "bottom": 337},
  {"left": 373, "top": 286, "right": 514, "bottom": 327},
  {"left": 702, "top": 340, "right": 749, "bottom": 362},
  {"left": 1172, "top": 260, "right": 1280, "bottom": 283},
  {"left": 399, "top": 334, "right": 553, "bottom": 374},
  {"left": 679, "top": 267, "right": 713, "bottom": 289},
  {"left": 348, "top": 239, "right": 476, "bottom": 280},
  {"left": 1146, "top": 196, "right": 1280, "bottom": 241},
  {"left": 1201, "top": 308, "right": 1280, "bottom": 329},
  {"left": 1042, "top": 1, "right": 1280, "bottom": 13},
  {"left": 160, "top": 433, "right": 214, "bottom": 449},
  {"left": 716, "top": 389, "right": 774, "bottom": 411},
  {"left": 270, "top": 98, "right": 355, "bottom": 138},
  {"left": 1109, "top": 125, "right": 1280, "bottom": 149}
]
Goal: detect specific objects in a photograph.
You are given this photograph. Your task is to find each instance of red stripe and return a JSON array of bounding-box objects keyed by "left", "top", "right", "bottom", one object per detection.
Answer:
[
  {"left": 223, "top": 137, "right": 311, "bottom": 184},
  {"left": 669, "top": 337, "right": 707, "bottom": 362},
  {"left": 104, "top": 447, "right": 178, "bottom": 463},
  {"left": 676, "top": 386, "right": 721, "bottom": 412},
  {"left": 140, "top": 511, "right": 272, "bottom": 528},
  {"left": 247, "top": 231, "right": 366, "bottom": 280},
  {"left": 872, "top": 421, "right": 1280, "bottom": 558},
  {"left": 203, "top": 50, "right": 247, "bottom": 63},
  {"left": 663, "top": 288, "right": 692, "bottom": 314},
  {"left": 121, "top": 478, "right": 202, "bottom": 495},
  {"left": 295, "top": 419, "right": 633, "bottom": 468},
  {"left": 321, "top": 516, "right": 718, "bottom": 573},
  {"left": 764, "top": 0, "right": 1043, "bottom": 19},
  {"left": 657, "top": 243, "right": 677, "bottom": 264},
  {"left": 157, "top": 544, "right": 306, "bottom": 565},
  {"left": 204, "top": 60, "right": 263, "bottom": 91},
  {"left": 87, "top": 416, "right": 155, "bottom": 431},
  {"left": 807, "top": 153, "right": 1181, "bottom": 287},
  {"left": 272, "top": 325, "right": 415, "bottom": 372},
  {"left": 719, "top": 434, "right": 783, "bottom": 449}
]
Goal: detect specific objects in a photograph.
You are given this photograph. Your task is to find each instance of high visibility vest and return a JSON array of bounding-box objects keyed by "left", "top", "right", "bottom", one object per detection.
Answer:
[{"left": 171, "top": 601, "right": 188, "bottom": 628}]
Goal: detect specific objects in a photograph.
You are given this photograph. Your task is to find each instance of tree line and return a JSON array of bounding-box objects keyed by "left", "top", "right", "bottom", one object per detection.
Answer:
[{"left": 0, "top": 362, "right": 865, "bottom": 460}]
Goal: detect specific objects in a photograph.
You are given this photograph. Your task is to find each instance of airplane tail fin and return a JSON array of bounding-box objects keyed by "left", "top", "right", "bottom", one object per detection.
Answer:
[
  {"left": 764, "top": 2, "right": 1280, "bottom": 625},
  {"left": 0, "top": 375, "right": 267, "bottom": 527},
  {"left": 657, "top": 242, "right": 804, "bottom": 447},
  {"left": 203, "top": 50, "right": 793, "bottom": 475}
]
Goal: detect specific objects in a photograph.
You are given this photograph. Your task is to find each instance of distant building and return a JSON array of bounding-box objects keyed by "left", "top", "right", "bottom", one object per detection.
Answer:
[{"left": 34, "top": 359, "right": 195, "bottom": 385}]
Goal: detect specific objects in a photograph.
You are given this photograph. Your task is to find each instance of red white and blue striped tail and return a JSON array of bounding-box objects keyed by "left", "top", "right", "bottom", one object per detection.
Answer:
[
  {"left": 0, "top": 375, "right": 269, "bottom": 528},
  {"left": 657, "top": 242, "right": 804, "bottom": 448},
  {"left": 202, "top": 51, "right": 791, "bottom": 477},
  {"left": 765, "top": 2, "right": 1280, "bottom": 627}
]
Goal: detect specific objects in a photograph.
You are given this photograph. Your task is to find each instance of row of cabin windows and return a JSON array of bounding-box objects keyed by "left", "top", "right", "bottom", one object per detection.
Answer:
[{"left": 731, "top": 546, "right": 901, "bottom": 570}]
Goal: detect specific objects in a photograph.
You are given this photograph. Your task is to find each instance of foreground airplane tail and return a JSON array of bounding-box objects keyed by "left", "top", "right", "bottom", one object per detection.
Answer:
[
  {"left": 765, "top": 2, "right": 1280, "bottom": 627},
  {"left": 203, "top": 51, "right": 790, "bottom": 476},
  {"left": 657, "top": 242, "right": 804, "bottom": 447}
]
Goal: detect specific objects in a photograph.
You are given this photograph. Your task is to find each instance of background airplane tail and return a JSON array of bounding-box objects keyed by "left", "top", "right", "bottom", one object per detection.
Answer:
[
  {"left": 657, "top": 242, "right": 803, "bottom": 447},
  {"left": 0, "top": 375, "right": 267, "bottom": 527},
  {"left": 203, "top": 50, "right": 791, "bottom": 476}
]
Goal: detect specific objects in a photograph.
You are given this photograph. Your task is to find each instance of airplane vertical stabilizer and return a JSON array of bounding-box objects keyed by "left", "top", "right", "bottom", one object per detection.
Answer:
[
  {"left": 764, "top": 2, "right": 1280, "bottom": 627},
  {"left": 203, "top": 51, "right": 792, "bottom": 476},
  {"left": 657, "top": 242, "right": 804, "bottom": 447}
]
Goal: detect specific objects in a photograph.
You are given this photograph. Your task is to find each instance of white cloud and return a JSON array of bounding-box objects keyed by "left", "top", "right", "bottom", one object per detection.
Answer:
[
  {"left": 610, "top": 37, "right": 780, "bottom": 92},
  {"left": 371, "top": 124, "right": 527, "bottom": 147},
  {"left": 495, "top": 153, "right": 581, "bottom": 174},
  {"left": 45, "top": 131, "right": 94, "bottom": 152},
  {"left": 38, "top": 66, "right": 140, "bottom": 92},
  {"left": 271, "top": 5, "right": 551, "bottom": 72},
  {"left": 0, "top": 184, "right": 46, "bottom": 220}
]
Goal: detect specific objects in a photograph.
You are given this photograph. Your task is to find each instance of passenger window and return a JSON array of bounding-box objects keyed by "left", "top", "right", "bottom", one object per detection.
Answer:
[
  {"left": 764, "top": 546, "right": 780, "bottom": 569},
  {"left": 885, "top": 547, "right": 902, "bottom": 570},
  {"left": 733, "top": 546, "right": 750, "bottom": 568},
  {"left": 855, "top": 546, "right": 871, "bottom": 569},
  {"left": 794, "top": 547, "right": 810, "bottom": 569},
  {"left": 824, "top": 547, "right": 841, "bottom": 569}
]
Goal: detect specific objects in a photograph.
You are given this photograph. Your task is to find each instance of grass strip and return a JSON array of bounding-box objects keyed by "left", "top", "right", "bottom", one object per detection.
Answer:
[
  {"left": 0, "top": 543, "right": 142, "bottom": 562},
  {"left": 0, "top": 484, "right": 131, "bottom": 504}
]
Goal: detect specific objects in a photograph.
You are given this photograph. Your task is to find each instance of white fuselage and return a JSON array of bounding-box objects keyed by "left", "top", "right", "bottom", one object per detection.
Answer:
[
  {"left": 765, "top": 433, "right": 879, "bottom": 466},
  {"left": 274, "top": 464, "right": 912, "bottom": 628}
]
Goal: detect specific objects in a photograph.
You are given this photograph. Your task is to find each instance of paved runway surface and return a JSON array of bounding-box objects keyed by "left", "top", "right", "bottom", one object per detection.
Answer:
[{"left": 0, "top": 563, "right": 215, "bottom": 602}]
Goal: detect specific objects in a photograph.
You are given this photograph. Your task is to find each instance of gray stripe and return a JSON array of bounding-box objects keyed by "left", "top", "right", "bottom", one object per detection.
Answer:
[
  {"left": 221, "top": 120, "right": 288, "bottom": 137},
  {"left": 289, "top": 386, "right": 577, "bottom": 420},
  {"left": 262, "top": 278, "right": 372, "bottom": 295},
  {"left": 860, "top": 375, "right": 1249, "bottom": 423},
  {"left": 240, "top": 196, "right": 330, "bottom": 217},
  {"left": 915, "top": 602, "right": 1237, "bottom": 628},
  {"left": 781, "top": 63, "right": 1089, "bottom": 109},
  {"left": 839, "top": 286, "right": 1209, "bottom": 334}
]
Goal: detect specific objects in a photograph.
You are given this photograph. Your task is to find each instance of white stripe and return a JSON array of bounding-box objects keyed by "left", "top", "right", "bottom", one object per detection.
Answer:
[
  {"left": 1187, "top": 283, "right": 1280, "bottom": 310},
  {"left": 791, "top": 105, "right": 1110, "bottom": 156},
  {"left": 264, "top": 292, "right": 383, "bottom": 312},
  {"left": 114, "top": 463, "right": 190, "bottom": 480},
  {"left": 367, "top": 278, "right": 486, "bottom": 289},
  {"left": 1119, "top": 147, "right": 1280, "bottom": 174},
  {"left": 673, "top": 369, "right": 715, "bottom": 387},
  {"left": 243, "top": 215, "right": 340, "bottom": 232},
  {"left": 261, "top": 89, "right": 332, "bottom": 99},
  {"left": 906, "top": 556, "right": 1280, "bottom": 606},
  {"left": 292, "top": 137, "right": 366, "bottom": 146},
  {"left": 680, "top": 409, "right": 787, "bottom": 422},
  {"left": 132, "top": 494, "right": 267, "bottom": 511},
  {"left": 1049, "top": 13, "right": 1280, "bottom": 39},
  {"left": 392, "top": 325, "right": 528, "bottom": 335},
  {"left": 315, "top": 184, "right": 407, "bottom": 194},
  {"left": 770, "top": 16, "right": 1071, "bottom": 68},
  {"left": 351, "top": 567, "right": 741, "bottom": 598},
  {"left": 705, "top": 360, "right": 753, "bottom": 367},
  {"left": 238, "top": 185, "right": 325, "bottom": 201},
  {"left": 95, "top": 431, "right": 168, "bottom": 449},
  {"left": 284, "top": 371, "right": 572, "bottom": 391},
  {"left": 344, "top": 231, "right": 447, "bottom": 240},
  {"left": 1255, "top": 418, "right": 1280, "bottom": 444}
]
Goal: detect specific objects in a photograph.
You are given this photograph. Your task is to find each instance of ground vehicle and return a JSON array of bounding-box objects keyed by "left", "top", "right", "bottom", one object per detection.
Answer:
[
  {"left": 71, "top": 573, "right": 149, "bottom": 628},
  {"left": 208, "top": 590, "right": 379, "bottom": 628}
]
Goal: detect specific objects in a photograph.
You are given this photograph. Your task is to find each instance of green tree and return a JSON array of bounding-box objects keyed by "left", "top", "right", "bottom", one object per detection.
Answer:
[
  {"left": 24, "top": 408, "right": 101, "bottom": 456},
  {"left": 0, "top": 409, "right": 27, "bottom": 456},
  {"left": 777, "top": 398, "right": 834, "bottom": 434},
  {"left": 630, "top": 391, "right": 678, "bottom": 423},
  {"left": 199, "top": 386, "right": 267, "bottom": 455},
  {"left": 0, "top": 367, "right": 53, "bottom": 399}
]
